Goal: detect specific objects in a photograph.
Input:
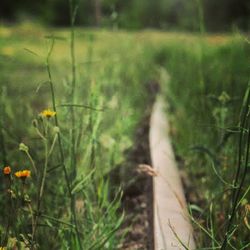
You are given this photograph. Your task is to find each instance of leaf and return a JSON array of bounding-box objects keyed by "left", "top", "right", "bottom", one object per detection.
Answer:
[
  {"left": 23, "top": 48, "right": 40, "bottom": 57},
  {"left": 190, "top": 145, "right": 219, "bottom": 165},
  {"left": 45, "top": 219, "right": 53, "bottom": 228},
  {"left": 71, "top": 169, "right": 95, "bottom": 194},
  {"left": 35, "top": 81, "right": 49, "bottom": 93},
  {"left": 189, "top": 204, "right": 203, "bottom": 213}
]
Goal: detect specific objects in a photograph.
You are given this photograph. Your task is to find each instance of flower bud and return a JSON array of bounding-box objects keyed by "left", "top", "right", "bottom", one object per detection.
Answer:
[
  {"left": 19, "top": 143, "right": 29, "bottom": 153},
  {"left": 53, "top": 126, "right": 60, "bottom": 134}
]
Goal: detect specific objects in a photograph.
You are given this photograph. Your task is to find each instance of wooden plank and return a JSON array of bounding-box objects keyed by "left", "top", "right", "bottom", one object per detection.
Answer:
[{"left": 149, "top": 97, "right": 195, "bottom": 250}]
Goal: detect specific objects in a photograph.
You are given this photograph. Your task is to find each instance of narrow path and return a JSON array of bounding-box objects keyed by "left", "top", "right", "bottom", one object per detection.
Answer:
[{"left": 149, "top": 96, "right": 195, "bottom": 250}]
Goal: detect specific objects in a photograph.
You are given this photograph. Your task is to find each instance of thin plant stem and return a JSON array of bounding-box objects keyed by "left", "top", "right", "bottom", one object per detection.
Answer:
[
  {"left": 76, "top": 37, "right": 94, "bottom": 150},
  {"left": 45, "top": 38, "right": 72, "bottom": 204},
  {"left": 0, "top": 86, "right": 7, "bottom": 165},
  {"left": 232, "top": 83, "right": 250, "bottom": 198},
  {"left": 68, "top": 0, "right": 84, "bottom": 249},
  {"left": 196, "top": 0, "right": 205, "bottom": 35},
  {"left": 48, "top": 133, "right": 58, "bottom": 157},
  {"left": 221, "top": 83, "right": 250, "bottom": 249},
  {"left": 25, "top": 150, "right": 38, "bottom": 177},
  {"left": 3, "top": 175, "right": 12, "bottom": 246},
  {"left": 45, "top": 27, "right": 83, "bottom": 249},
  {"left": 195, "top": 0, "right": 206, "bottom": 109},
  {"left": 209, "top": 203, "right": 217, "bottom": 249},
  {"left": 32, "top": 122, "right": 49, "bottom": 246}
]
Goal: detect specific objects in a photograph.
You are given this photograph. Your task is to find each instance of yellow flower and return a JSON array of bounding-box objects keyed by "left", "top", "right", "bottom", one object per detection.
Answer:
[
  {"left": 15, "top": 170, "right": 31, "bottom": 179},
  {"left": 0, "top": 247, "right": 6, "bottom": 250},
  {"left": 40, "top": 109, "right": 56, "bottom": 118},
  {"left": 3, "top": 166, "right": 11, "bottom": 175}
]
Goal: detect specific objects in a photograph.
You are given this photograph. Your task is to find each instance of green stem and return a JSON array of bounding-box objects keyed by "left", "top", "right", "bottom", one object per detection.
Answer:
[
  {"left": 25, "top": 151, "right": 38, "bottom": 177},
  {"left": 46, "top": 35, "right": 82, "bottom": 249},
  {"left": 46, "top": 38, "right": 72, "bottom": 198},
  {"left": 196, "top": 0, "right": 205, "bottom": 35},
  {"left": 221, "top": 84, "right": 250, "bottom": 249},
  {"left": 68, "top": 1, "right": 83, "bottom": 249},
  {"left": 48, "top": 133, "right": 58, "bottom": 157},
  {"left": 32, "top": 127, "right": 49, "bottom": 246},
  {"left": 0, "top": 86, "right": 7, "bottom": 165},
  {"left": 232, "top": 83, "right": 250, "bottom": 199},
  {"left": 3, "top": 175, "right": 12, "bottom": 246}
]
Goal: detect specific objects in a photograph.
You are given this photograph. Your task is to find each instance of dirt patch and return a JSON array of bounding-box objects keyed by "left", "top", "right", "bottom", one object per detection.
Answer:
[
  {"left": 119, "top": 113, "right": 154, "bottom": 250},
  {"left": 108, "top": 81, "right": 158, "bottom": 250}
]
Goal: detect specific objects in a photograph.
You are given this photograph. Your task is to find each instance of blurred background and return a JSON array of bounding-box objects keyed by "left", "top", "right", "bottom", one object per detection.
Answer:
[{"left": 1, "top": 0, "right": 250, "bottom": 31}]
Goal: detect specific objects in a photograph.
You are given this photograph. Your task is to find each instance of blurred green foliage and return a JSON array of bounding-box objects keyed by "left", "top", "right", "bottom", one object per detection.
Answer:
[
  {"left": 1, "top": 0, "right": 249, "bottom": 31},
  {"left": 0, "top": 25, "right": 157, "bottom": 248},
  {"left": 157, "top": 36, "right": 250, "bottom": 248}
]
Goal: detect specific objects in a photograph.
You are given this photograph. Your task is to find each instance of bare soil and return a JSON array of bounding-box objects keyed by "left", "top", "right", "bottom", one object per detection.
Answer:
[{"left": 108, "top": 81, "right": 159, "bottom": 250}]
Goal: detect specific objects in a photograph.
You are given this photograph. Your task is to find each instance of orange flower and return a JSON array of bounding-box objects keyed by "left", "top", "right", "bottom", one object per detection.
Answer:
[
  {"left": 3, "top": 166, "right": 11, "bottom": 175},
  {"left": 15, "top": 170, "right": 31, "bottom": 179},
  {"left": 40, "top": 109, "right": 56, "bottom": 118}
]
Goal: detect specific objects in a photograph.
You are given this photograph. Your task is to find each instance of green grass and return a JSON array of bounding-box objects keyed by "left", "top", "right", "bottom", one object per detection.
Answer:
[
  {"left": 157, "top": 34, "right": 250, "bottom": 248},
  {"left": 0, "top": 23, "right": 249, "bottom": 249},
  {"left": 0, "top": 23, "right": 157, "bottom": 249}
]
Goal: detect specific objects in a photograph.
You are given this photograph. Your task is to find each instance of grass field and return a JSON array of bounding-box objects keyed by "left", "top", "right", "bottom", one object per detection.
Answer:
[
  {"left": 0, "top": 23, "right": 250, "bottom": 249},
  {"left": 0, "top": 23, "right": 158, "bottom": 249},
  {"left": 157, "top": 34, "right": 250, "bottom": 249}
]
